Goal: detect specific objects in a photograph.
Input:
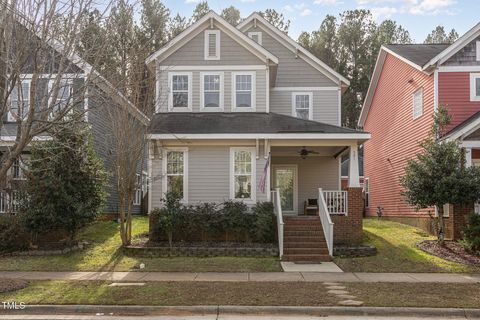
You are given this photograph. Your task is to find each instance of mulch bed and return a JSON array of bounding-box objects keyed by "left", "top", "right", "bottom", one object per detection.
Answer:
[
  {"left": 0, "top": 279, "right": 29, "bottom": 293},
  {"left": 417, "top": 240, "right": 480, "bottom": 265}
]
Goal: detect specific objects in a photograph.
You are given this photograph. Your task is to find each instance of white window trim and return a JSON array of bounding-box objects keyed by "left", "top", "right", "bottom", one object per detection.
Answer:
[
  {"left": 476, "top": 41, "right": 480, "bottom": 62},
  {"left": 204, "top": 30, "right": 220, "bottom": 61},
  {"left": 247, "top": 31, "right": 262, "bottom": 45},
  {"left": 470, "top": 73, "right": 480, "bottom": 102},
  {"left": 230, "top": 147, "right": 256, "bottom": 204},
  {"left": 11, "top": 157, "right": 27, "bottom": 181},
  {"left": 435, "top": 203, "right": 450, "bottom": 217},
  {"left": 8, "top": 79, "right": 31, "bottom": 122},
  {"left": 200, "top": 72, "right": 224, "bottom": 111},
  {"left": 291, "top": 92, "right": 313, "bottom": 120},
  {"left": 363, "top": 177, "right": 369, "bottom": 208},
  {"left": 48, "top": 78, "right": 74, "bottom": 119},
  {"left": 168, "top": 72, "right": 192, "bottom": 112},
  {"left": 133, "top": 173, "right": 141, "bottom": 206},
  {"left": 412, "top": 88, "right": 423, "bottom": 120},
  {"left": 232, "top": 71, "right": 256, "bottom": 112},
  {"left": 162, "top": 147, "right": 188, "bottom": 202}
]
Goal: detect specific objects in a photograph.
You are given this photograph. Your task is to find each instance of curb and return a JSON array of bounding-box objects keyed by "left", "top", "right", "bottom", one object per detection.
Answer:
[{"left": 1, "top": 305, "right": 480, "bottom": 318}]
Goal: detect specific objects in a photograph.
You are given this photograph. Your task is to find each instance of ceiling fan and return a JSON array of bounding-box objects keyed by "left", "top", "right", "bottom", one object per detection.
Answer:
[{"left": 298, "top": 147, "right": 319, "bottom": 159}]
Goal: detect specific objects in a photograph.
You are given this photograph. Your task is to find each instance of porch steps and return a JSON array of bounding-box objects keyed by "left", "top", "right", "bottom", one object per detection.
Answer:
[{"left": 283, "top": 216, "right": 331, "bottom": 263}]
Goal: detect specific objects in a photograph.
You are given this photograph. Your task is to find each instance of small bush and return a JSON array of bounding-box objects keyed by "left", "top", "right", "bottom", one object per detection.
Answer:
[
  {"left": 0, "top": 216, "right": 28, "bottom": 254},
  {"left": 462, "top": 213, "right": 480, "bottom": 253},
  {"left": 150, "top": 199, "right": 275, "bottom": 244}
]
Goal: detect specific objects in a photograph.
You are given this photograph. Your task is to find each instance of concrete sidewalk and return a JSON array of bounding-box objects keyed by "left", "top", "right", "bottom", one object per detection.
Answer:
[{"left": 1, "top": 271, "right": 480, "bottom": 283}]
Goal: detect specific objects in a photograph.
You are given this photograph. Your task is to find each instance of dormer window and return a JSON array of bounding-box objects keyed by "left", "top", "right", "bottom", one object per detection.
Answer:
[
  {"left": 248, "top": 32, "right": 262, "bottom": 45},
  {"left": 204, "top": 30, "right": 220, "bottom": 60}
]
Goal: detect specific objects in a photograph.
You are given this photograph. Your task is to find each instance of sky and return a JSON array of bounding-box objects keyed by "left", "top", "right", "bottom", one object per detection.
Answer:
[{"left": 161, "top": 0, "right": 479, "bottom": 43}]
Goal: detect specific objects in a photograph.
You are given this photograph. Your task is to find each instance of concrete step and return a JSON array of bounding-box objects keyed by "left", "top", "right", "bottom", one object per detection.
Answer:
[{"left": 282, "top": 254, "right": 331, "bottom": 262}]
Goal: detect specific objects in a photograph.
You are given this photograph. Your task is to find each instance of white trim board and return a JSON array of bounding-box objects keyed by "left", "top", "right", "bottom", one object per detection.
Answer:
[
  {"left": 230, "top": 147, "right": 257, "bottom": 204},
  {"left": 204, "top": 29, "right": 220, "bottom": 61},
  {"left": 272, "top": 87, "right": 338, "bottom": 91},
  {"left": 161, "top": 147, "right": 189, "bottom": 203},
  {"left": 158, "top": 65, "right": 267, "bottom": 71},
  {"left": 148, "top": 133, "right": 371, "bottom": 140}
]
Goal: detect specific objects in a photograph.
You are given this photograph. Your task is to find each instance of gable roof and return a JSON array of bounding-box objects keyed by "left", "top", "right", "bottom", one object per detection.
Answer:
[
  {"left": 237, "top": 12, "right": 350, "bottom": 87},
  {"left": 383, "top": 44, "right": 450, "bottom": 68},
  {"left": 145, "top": 11, "right": 278, "bottom": 67},
  {"left": 148, "top": 112, "right": 368, "bottom": 137},
  {"left": 359, "top": 23, "right": 480, "bottom": 127},
  {"left": 444, "top": 110, "right": 480, "bottom": 140}
]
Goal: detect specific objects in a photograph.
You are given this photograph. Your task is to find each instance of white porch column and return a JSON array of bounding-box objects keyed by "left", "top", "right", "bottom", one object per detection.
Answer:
[
  {"left": 465, "top": 147, "right": 473, "bottom": 168},
  {"left": 348, "top": 144, "right": 361, "bottom": 188}
]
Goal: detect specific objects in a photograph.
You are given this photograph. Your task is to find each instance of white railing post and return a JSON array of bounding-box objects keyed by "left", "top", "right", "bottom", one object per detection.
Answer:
[
  {"left": 272, "top": 188, "right": 284, "bottom": 259},
  {"left": 318, "top": 188, "right": 334, "bottom": 256},
  {"left": 322, "top": 190, "right": 348, "bottom": 215}
]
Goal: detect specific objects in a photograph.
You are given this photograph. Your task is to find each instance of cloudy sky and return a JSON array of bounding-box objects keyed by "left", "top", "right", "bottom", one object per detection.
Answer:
[{"left": 162, "top": 0, "right": 478, "bottom": 42}]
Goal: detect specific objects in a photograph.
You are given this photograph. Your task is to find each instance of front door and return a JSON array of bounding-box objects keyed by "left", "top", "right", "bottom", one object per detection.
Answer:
[{"left": 273, "top": 165, "right": 298, "bottom": 214}]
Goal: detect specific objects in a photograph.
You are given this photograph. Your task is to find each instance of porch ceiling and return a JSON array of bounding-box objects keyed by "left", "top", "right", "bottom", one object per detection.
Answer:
[{"left": 271, "top": 146, "right": 345, "bottom": 157}]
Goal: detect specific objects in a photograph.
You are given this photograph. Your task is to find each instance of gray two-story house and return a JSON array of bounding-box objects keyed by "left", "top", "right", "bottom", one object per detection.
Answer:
[
  {"left": 1, "top": 34, "right": 149, "bottom": 216},
  {"left": 145, "top": 11, "right": 370, "bottom": 261}
]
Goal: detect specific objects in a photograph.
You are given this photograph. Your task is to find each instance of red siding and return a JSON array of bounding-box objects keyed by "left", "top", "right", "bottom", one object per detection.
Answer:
[
  {"left": 364, "top": 54, "right": 435, "bottom": 217},
  {"left": 438, "top": 72, "right": 480, "bottom": 132}
]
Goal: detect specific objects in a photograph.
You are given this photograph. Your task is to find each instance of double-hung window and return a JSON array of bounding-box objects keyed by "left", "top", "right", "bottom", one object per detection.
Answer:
[
  {"left": 363, "top": 177, "right": 369, "bottom": 208},
  {"left": 133, "top": 174, "right": 142, "bottom": 206},
  {"left": 413, "top": 88, "right": 423, "bottom": 119},
  {"left": 163, "top": 148, "right": 188, "bottom": 201},
  {"left": 292, "top": 92, "right": 313, "bottom": 120},
  {"left": 201, "top": 73, "right": 223, "bottom": 111},
  {"left": 230, "top": 148, "right": 256, "bottom": 202},
  {"left": 232, "top": 72, "right": 255, "bottom": 111},
  {"left": 8, "top": 80, "right": 30, "bottom": 122},
  {"left": 49, "top": 78, "right": 73, "bottom": 118},
  {"left": 12, "top": 158, "right": 27, "bottom": 180},
  {"left": 169, "top": 73, "right": 192, "bottom": 111},
  {"left": 470, "top": 73, "right": 480, "bottom": 102}
]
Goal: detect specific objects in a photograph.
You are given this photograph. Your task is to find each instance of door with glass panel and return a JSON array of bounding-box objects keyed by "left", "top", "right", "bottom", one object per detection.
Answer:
[{"left": 273, "top": 165, "right": 298, "bottom": 214}]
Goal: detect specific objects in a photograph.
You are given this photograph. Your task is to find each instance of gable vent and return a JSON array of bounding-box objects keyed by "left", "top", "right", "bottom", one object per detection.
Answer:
[
  {"left": 248, "top": 32, "right": 262, "bottom": 45},
  {"left": 204, "top": 30, "right": 220, "bottom": 60}
]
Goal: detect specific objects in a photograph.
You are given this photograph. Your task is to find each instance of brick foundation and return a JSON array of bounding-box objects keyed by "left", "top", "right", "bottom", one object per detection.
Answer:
[
  {"left": 445, "top": 203, "right": 473, "bottom": 240},
  {"left": 332, "top": 187, "right": 363, "bottom": 245}
]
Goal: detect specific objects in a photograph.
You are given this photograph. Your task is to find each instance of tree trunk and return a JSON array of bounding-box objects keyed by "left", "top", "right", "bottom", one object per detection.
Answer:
[{"left": 437, "top": 205, "right": 445, "bottom": 246}]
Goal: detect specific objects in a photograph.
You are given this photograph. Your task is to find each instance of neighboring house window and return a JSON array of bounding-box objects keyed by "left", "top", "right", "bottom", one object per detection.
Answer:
[
  {"left": 163, "top": 148, "right": 188, "bottom": 201},
  {"left": 248, "top": 32, "right": 262, "bottom": 45},
  {"left": 200, "top": 73, "right": 223, "bottom": 111},
  {"left": 0, "top": 191, "right": 7, "bottom": 213},
  {"left": 49, "top": 79, "right": 73, "bottom": 118},
  {"left": 8, "top": 81, "right": 30, "bottom": 122},
  {"left": 204, "top": 30, "right": 220, "bottom": 60},
  {"left": 363, "top": 177, "right": 369, "bottom": 208},
  {"left": 470, "top": 73, "right": 480, "bottom": 101},
  {"left": 435, "top": 203, "right": 450, "bottom": 217},
  {"left": 133, "top": 174, "right": 141, "bottom": 206},
  {"left": 292, "top": 92, "right": 313, "bottom": 120},
  {"left": 230, "top": 147, "right": 256, "bottom": 202},
  {"left": 412, "top": 88, "right": 423, "bottom": 119},
  {"left": 476, "top": 41, "right": 480, "bottom": 61},
  {"left": 168, "top": 73, "right": 192, "bottom": 111},
  {"left": 232, "top": 72, "right": 255, "bottom": 111},
  {"left": 12, "top": 158, "right": 27, "bottom": 180}
]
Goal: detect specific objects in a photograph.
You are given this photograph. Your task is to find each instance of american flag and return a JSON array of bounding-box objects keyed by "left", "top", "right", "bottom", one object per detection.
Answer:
[{"left": 258, "top": 152, "right": 270, "bottom": 194}]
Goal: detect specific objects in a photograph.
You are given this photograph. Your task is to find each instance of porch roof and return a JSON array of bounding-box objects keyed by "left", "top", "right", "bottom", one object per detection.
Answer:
[{"left": 148, "top": 112, "right": 366, "bottom": 136}]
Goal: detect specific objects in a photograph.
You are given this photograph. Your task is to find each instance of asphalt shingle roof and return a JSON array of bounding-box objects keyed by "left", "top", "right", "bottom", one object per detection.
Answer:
[
  {"left": 148, "top": 112, "right": 364, "bottom": 135},
  {"left": 384, "top": 44, "right": 450, "bottom": 67}
]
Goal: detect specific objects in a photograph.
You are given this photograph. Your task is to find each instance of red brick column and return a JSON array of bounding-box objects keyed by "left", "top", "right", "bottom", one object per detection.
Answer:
[
  {"left": 332, "top": 187, "right": 363, "bottom": 245},
  {"left": 448, "top": 203, "right": 473, "bottom": 240}
]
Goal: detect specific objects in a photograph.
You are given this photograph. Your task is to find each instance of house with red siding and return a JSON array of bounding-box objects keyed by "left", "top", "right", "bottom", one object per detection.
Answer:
[{"left": 359, "top": 23, "right": 480, "bottom": 238}]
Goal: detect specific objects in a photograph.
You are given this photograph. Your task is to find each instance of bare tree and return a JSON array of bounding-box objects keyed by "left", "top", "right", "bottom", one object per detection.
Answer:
[{"left": 0, "top": 0, "right": 113, "bottom": 190}]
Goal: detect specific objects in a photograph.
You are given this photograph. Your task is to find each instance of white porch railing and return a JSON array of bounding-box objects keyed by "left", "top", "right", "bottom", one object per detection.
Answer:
[
  {"left": 271, "top": 188, "right": 284, "bottom": 258},
  {"left": 318, "top": 188, "right": 334, "bottom": 256},
  {"left": 323, "top": 190, "right": 348, "bottom": 215}
]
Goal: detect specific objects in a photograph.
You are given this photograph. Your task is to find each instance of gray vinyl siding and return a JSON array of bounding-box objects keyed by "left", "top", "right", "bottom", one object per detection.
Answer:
[
  {"left": 156, "top": 69, "right": 267, "bottom": 113},
  {"left": 88, "top": 85, "right": 144, "bottom": 214},
  {"left": 149, "top": 144, "right": 269, "bottom": 209},
  {"left": 245, "top": 26, "right": 338, "bottom": 87},
  {"left": 271, "top": 156, "right": 340, "bottom": 214},
  {"left": 444, "top": 36, "right": 480, "bottom": 66},
  {"left": 161, "top": 28, "right": 264, "bottom": 66},
  {"left": 270, "top": 90, "right": 340, "bottom": 125}
]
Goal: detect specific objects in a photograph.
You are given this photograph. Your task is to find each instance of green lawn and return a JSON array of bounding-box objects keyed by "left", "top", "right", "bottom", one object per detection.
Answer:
[
  {"left": 0, "top": 217, "right": 281, "bottom": 272},
  {"left": 335, "top": 218, "right": 480, "bottom": 273}
]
